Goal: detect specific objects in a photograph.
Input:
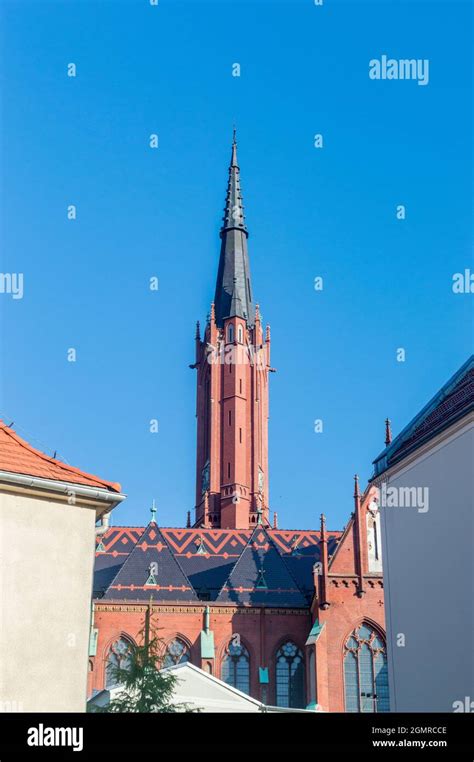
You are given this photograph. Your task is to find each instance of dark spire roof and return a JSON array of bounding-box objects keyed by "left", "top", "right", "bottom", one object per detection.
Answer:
[{"left": 214, "top": 133, "right": 255, "bottom": 327}]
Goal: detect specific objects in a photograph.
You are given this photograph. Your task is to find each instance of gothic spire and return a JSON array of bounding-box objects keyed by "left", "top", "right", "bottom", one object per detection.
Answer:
[
  {"left": 221, "top": 130, "right": 247, "bottom": 234},
  {"left": 214, "top": 132, "right": 255, "bottom": 327}
]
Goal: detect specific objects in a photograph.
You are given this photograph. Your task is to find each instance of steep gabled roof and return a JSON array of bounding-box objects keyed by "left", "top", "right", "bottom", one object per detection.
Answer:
[
  {"left": 102, "top": 522, "right": 198, "bottom": 602},
  {"left": 373, "top": 355, "right": 474, "bottom": 477},
  {"left": 94, "top": 526, "right": 343, "bottom": 604},
  {"left": 0, "top": 420, "right": 121, "bottom": 492},
  {"left": 215, "top": 525, "right": 308, "bottom": 607}
]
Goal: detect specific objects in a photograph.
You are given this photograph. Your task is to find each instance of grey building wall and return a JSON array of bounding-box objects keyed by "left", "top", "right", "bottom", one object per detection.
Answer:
[{"left": 378, "top": 422, "right": 473, "bottom": 712}]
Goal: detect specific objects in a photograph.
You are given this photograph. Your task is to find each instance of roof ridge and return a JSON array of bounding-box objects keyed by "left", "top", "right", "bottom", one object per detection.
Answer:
[
  {"left": 106, "top": 525, "right": 343, "bottom": 534},
  {"left": 0, "top": 420, "right": 120, "bottom": 492},
  {"left": 373, "top": 354, "right": 474, "bottom": 472},
  {"left": 271, "top": 528, "right": 341, "bottom": 535}
]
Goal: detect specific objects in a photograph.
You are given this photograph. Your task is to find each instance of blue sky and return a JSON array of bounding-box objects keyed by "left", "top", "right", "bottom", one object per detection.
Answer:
[{"left": 1, "top": 0, "right": 472, "bottom": 530}]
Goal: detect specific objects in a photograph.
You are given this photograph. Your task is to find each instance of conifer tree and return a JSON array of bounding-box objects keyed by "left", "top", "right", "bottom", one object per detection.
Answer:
[{"left": 90, "top": 599, "right": 195, "bottom": 713}]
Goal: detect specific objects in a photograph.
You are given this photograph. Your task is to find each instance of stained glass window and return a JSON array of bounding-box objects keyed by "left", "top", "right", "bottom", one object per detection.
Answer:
[
  {"left": 343, "top": 624, "right": 390, "bottom": 712},
  {"left": 275, "top": 641, "right": 305, "bottom": 708},
  {"left": 221, "top": 640, "right": 250, "bottom": 695},
  {"left": 105, "top": 636, "right": 132, "bottom": 689},
  {"left": 163, "top": 638, "right": 191, "bottom": 668}
]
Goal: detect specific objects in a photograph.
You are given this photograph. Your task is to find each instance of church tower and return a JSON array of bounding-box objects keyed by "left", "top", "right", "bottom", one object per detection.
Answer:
[{"left": 192, "top": 134, "right": 271, "bottom": 529}]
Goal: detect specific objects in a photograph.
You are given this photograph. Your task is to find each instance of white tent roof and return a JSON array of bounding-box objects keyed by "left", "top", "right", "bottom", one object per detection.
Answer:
[
  {"left": 163, "top": 662, "right": 264, "bottom": 713},
  {"left": 88, "top": 663, "right": 319, "bottom": 713}
]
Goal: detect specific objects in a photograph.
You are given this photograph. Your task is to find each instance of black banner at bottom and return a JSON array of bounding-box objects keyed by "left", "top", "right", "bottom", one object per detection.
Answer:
[{"left": 0, "top": 711, "right": 472, "bottom": 757}]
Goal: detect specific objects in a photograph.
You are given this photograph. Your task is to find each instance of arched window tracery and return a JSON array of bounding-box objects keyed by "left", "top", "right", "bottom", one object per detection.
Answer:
[
  {"left": 163, "top": 638, "right": 191, "bottom": 668},
  {"left": 343, "top": 623, "right": 389, "bottom": 712},
  {"left": 105, "top": 636, "right": 133, "bottom": 689},
  {"left": 221, "top": 640, "right": 250, "bottom": 695},
  {"left": 275, "top": 641, "right": 305, "bottom": 708}
]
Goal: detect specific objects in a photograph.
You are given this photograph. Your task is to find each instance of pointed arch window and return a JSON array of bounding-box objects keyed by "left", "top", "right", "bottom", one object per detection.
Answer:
[
  {"left": 275, "top": 641, "right": 305, "bottom": 708},
  {"left": 227, "top": 324, "right": 234, "bottom": 343},
  {"left": 105, "top": 636, "right": 133, "bottom": 689},
  {"left": 343, "top": 623, "right": 389, "bottom": 712},
  {"left": 221, "top": 640, "right": 250, "bottom": 695},
  {"left": 237, "top": 325, "right": 243, "bottom": 343},
  {"left": 163, "top": 638, "right": 191, "bottom": 668}
]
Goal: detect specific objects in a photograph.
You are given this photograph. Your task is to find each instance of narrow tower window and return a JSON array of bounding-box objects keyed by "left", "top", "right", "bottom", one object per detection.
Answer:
[
  {"left": 227, "top": 324, "right": 234, "bottom": 343},
  {"left": 239, "top": 427, "right": 242, "bottom": 443},
  {"left": 228, "top": 410, "right": 232, "bottom": 426},
  {"left": 237, "top": 325, "right": 243, "bottom": 343},
  {"left": 227, "top": 462, "right": 231, "bottom": 479}
]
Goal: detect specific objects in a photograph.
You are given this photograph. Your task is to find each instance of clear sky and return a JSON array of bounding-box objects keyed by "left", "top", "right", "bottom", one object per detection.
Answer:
[{"left": 1, "top": 0, "right": 472, "bottom": 530}]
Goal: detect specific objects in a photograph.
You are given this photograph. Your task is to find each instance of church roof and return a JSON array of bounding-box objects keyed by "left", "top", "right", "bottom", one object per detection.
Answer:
[
  {"left": 214, "top": 133, "right": 255, "bottom": 327},
  {"left": 100, "top": 522, "right": 198, "bottom": 602},
  {"left": 373, "top": 355, "right": 474, "bottom": 477},
  {"left": 215, "top": 526, "right": 308, "bottom": 607},
  {"left": 0, "top": 420, "right": 121, "bottom": 492},
  {"left": 94, "top": 525, "right": 341, "bottom": 607}
]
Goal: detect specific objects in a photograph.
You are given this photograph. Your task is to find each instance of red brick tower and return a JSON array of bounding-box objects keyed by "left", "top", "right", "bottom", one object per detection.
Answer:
[{"left": 192, "top": 133, "right": 271, "bottom": 529}]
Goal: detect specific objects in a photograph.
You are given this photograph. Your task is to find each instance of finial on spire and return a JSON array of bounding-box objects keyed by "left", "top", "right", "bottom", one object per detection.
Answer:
[
  {"left": 232, "top": 125, "right": 237, "bottom": 145},
  {"left": 210, "top": 302, "right": 215, "bottom": 323},
  {"left": 385, "top": 418, "right": 392, "bottom": 446},
  {"left": 273, "top": 511, "right": 278, "bottom": 529},
  {"left": 195, "top": 320, "right": 200, "bottom": 340},
  {"left": 353, "top": 474, "right": 360, "bottom": 499},
  {"left": 255, "top": 303, "right": 261, "bottom": 322},
  {"left": 186, "top": 510, "right": 191, "bottom": 528},
  {"left": 230, "top": 130, "right": 239, "bottom": 168},
  {"left": 150, "top": 499, "right": 157, "bottom": 523},
  {"left": 265, "top": 324, "right": 271, "bottom": 341},
  {"left": 320, "top": 513, "right": 326, "bottom": 536}
]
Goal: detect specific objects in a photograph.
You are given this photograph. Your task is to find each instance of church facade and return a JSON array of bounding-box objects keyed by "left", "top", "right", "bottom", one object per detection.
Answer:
[{"left": 89, "top": 137, "right": 389, "bottom": 712}]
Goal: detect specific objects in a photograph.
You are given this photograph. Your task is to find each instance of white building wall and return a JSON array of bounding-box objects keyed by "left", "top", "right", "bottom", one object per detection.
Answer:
[
  {"left": 0, "top": 489, "right": 97, "bottom": 712},
  {"left": 378, "top": 422, "right": 473, "bottom": 712}
]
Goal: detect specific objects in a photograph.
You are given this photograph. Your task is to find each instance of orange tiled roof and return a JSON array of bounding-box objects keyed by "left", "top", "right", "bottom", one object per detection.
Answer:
[{"left": 0, "top": 421, "right": 121, "bottom": 492}]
